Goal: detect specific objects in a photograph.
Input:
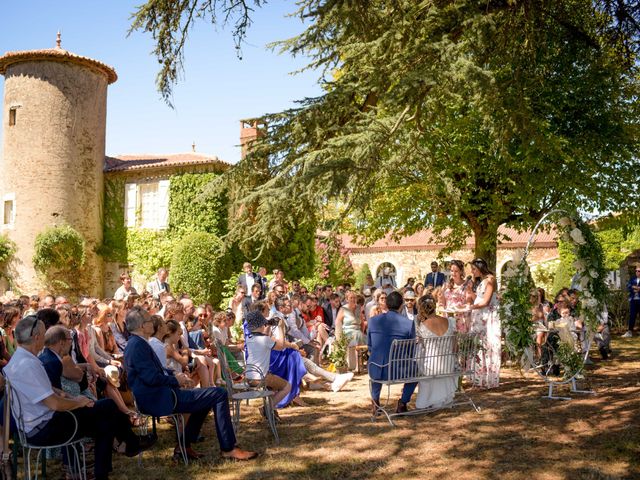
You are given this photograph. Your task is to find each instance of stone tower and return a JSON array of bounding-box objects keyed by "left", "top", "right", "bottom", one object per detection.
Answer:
[{"left": 0, "top": 34, "right": 117, "bottom": 296}]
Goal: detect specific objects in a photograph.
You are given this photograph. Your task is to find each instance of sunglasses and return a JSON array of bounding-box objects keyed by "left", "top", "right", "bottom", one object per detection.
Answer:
[{"left": 29, "top": 319, "right": 41, "bottom": 337}]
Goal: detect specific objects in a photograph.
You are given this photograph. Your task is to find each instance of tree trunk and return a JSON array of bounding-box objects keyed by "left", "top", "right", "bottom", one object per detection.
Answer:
[{"left": 472, "top": 222, "right": 499, "bottom": 273}]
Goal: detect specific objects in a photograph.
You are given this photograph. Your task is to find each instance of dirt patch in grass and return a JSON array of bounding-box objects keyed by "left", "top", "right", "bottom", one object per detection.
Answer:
[{"left": 26, "top": 336, "right": 640, "bottom": 480}]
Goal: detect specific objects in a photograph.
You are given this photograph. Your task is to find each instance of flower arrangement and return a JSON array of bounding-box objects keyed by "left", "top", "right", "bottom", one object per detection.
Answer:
[
  {"left": 557, "top": 216, "right": 607, "bottom": 331},
  {"left": 501, "top": 212, "right": 607, "bottom": 380},
  {"left": 500, "top": 249, "right": 536, "bottom": 358}
]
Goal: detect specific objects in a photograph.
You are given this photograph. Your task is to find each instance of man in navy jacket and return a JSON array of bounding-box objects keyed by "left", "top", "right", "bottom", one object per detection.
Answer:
[
  {"left": 367, "top": 291, "right": 417, "bottom": 414},
  {"left": 124, "top": 306, "right": 257, "bottom": 461},
  {"left": 424, "top": 261, "right": 446, "bottom": 289}
]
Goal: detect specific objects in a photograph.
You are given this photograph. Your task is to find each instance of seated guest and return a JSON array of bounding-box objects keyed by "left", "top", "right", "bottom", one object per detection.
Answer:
[
  {"left": 368, "top": 291, "right": 417, "bottom": 414},
  {"left": 273, "top": 297, "right": 319, "bottom": 363},
  {"left": 148, "top": 315, "right": 168, "bottom": 367},
  {"left": 415, "top": 295, "right": 457, "bottom": 409},
  {"left": 210, "top": 312, "right": 243, "bottom": 376},
  {"left": 322, "top": 293, "right": 341, "bottom": 329},
  {"left": 124, "top": 307, "right": 257, "bottom": 462},
  {"left": 4, "top": 316, "right": 155, "bottom": 480},
  {"left": 244, "top": 311, "right": 293, "bottom": 417}
]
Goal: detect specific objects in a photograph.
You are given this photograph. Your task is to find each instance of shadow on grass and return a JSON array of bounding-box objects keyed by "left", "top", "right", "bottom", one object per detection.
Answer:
[{"left": 18, "top": 336, "right": 640, "bottom": 480}]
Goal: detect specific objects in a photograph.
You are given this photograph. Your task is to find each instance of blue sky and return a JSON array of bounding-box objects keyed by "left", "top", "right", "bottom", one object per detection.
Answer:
[{"left": 0, "top": 1, "right": 322, "bottom": 163}]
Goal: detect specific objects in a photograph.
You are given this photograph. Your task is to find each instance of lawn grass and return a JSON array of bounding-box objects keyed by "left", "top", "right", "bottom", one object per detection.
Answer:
[{"left": 15, "top": 335, "right": 640, "bottom": 479}]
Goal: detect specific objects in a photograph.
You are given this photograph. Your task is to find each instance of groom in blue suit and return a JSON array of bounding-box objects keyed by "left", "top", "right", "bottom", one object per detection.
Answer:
[
  {"left": 124, "top": 306, "right": 257, "bottom": 461},
  {"left": 368, "top": 291, "right": 417, "bottom": 414}
]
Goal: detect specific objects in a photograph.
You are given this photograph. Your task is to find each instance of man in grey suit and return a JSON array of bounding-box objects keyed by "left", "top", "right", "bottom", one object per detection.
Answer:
[
  {"left": 147, "top": 267, "right": 170, "bottom": 300},
  {"left": 237, "top": 262, "right": 260, "bottom": 299}
]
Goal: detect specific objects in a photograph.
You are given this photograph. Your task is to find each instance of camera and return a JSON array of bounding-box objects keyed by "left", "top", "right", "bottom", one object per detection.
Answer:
[{"left": 265, "top": 316, "right": 279, "bottom": 327}]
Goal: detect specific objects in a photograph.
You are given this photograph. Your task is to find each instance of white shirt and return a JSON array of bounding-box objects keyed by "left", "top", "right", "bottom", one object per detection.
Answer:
[
  {"left": 148, "top": 336, "right": 167, "bottom": 368},
  {"left": 245, "top": 334, "right": 275, "bottom": 380},
  {"left": 4, "top": 346, "right": 55, "bottom": 435},
  {"left": 210, "top": 325, "right": 228, "bottom": 345}
]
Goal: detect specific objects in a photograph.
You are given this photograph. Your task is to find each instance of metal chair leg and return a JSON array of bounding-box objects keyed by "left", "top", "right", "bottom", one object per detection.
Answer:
[
  {"left": 264, "top": 397, "right": 279, "bottom": 444},
  {"left": 174, "top": 415, "right": 188, "bottom": 466}
]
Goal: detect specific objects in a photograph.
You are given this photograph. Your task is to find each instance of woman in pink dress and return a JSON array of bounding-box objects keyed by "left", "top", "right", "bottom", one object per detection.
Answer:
[
  {"left": 468, "top": 258, "right": 501, "bottom": 389},
  {"left": 440, "top": 260, "right": 471, "bottom": 333}
]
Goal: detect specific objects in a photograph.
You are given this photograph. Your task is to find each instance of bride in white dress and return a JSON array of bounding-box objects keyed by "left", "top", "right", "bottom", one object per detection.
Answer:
[{"left": 415, "top": 295, "right": 458, "bottom": 409}]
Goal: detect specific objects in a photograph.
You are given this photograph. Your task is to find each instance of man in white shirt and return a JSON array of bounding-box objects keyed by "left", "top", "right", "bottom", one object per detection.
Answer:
[
  {"left": 146, "top": 267, "right": 170, "bottom": 300},
  {"left": 4, "top": 316, "right": 154, "bottom": 480}
]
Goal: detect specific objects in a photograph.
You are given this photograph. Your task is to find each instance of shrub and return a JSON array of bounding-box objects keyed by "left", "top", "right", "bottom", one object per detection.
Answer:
[
  {"left": 0, "top": 234, "right": 16, "bottom": 267},
  {"left": 354, "top": 263, "right": 372, "bottom": 290},
  {"left": 607, "top": 289, "right": 629, "bottom": 332},
  {"left": 33, "top": 225, "right": 86, "bottom": 291},
  {"left": 170, "top": 232, "right": 228, "bottom": 305}
]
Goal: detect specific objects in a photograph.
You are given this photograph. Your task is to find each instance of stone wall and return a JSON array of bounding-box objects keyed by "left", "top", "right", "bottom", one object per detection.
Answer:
[{"left": 349, "top": 246, "right": 558, "bottom": 286}]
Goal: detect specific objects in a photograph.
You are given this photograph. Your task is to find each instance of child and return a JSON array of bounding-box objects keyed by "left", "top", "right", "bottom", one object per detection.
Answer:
[
  {"left": 245, "top": 311, "right": 293, "bottom": 416},
  {"left": 595, "top": 306, "right": 612, "bottom": 360}
]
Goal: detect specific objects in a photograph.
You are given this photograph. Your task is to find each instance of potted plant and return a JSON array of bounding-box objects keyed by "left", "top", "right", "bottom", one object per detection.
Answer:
[{"left": 328, "top": 335, "right": 349, "bottom": 373}]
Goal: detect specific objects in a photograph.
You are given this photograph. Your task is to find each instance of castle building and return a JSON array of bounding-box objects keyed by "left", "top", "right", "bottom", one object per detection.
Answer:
[
  {"left": 0, "top": 34, "right": 116, "bottom": 296},
  {"left": 0, "top": 37, "right": 232, "bottom": 297}
]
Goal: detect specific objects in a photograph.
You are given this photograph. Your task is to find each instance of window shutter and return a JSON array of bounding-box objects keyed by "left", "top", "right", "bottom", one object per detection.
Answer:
[
  {"left": 157, "top": 179, "right": 170, "bottom": 229},
  {"left": 124, "top": 183, "right": 137, "bottom": 227}
]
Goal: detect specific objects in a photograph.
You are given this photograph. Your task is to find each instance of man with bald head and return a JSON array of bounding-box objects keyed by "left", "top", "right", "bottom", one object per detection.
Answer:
[{"left": 4, "top": 317, "right": 154, "bottom": 480}]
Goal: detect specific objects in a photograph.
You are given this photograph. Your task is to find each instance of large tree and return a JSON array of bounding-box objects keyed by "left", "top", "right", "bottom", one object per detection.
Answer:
[{"left": 132, "top": 1, "right": 640, "bottom": 269}]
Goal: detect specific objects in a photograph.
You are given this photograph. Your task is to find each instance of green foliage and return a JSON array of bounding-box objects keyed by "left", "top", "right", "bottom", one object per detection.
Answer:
[
  {"left": 556, "top": 342, "right": 583, "bottom": 380},
  {"left": 33, "top": 225, "right": 85, "bottom": 272},
  {"left": 219, "top": 269, "right": 242, "bottom": 310},
  {"left": 500, "top": 258, "right": 536, "bottom": 358},
  {"left": 606, "top": 289, "right": 629, "bottom": 331},
  {"left": 552, "top": 240, "right": 577, "bottom": 296},
  {"left": 100, "top": 173, "right": 233, "bottom": 286},
  {"left": 0, "top": 234, "right": 16, "bottom": 267},
  {"left": 170, "top": 232, "right": 228, "bottom": 305},
  {"left": 168, "top": 173, "right": 227, "bottom": 237},
  {"left": 354, "top": 263, "right": 372, "bottom": 290},
  {"left": 595, "top": 225, "right": 640, "bottom": 271},
  {"left": 33, "top": 225, "right": 86, "bottom": 292},
  {"left": 205, "top": 0, "right": 640, "bottom": 270},
  {"left": 126, "top": 229, "right": 177, "bottom": 279},
  {"left": 251, "top": 221, "right": 316, "bottom": 280},
  {"left": 99, "top": 177, "right": 127, "bottom": 262}
]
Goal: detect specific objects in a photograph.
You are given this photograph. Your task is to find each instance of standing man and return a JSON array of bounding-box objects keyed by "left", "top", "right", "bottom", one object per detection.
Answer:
[
  {"left": 238, "top": 262, "right": 260, "bottom": 299},
  {"left": 257, "top": 266, "right": 269, "bottom": 299},
  {"left": 623, "top": 265, "right": 640, "bottom": 337},
  {"left": 147, "top": 268, "right": 170, "bottom": 300},
  {"left": 375, "top": 267, "right": 397, "bottom": 292},
  {"left": 124, "top": 306, "right": 257, "bottom": 461},
  {"left": 368, "top": 291, "right": 417, "bottom": 414},
  {"left": 424, "top": 261, "right": 446, "bottom": 289}
]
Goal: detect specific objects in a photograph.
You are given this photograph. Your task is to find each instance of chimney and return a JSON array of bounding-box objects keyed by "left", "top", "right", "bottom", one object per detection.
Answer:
[{"left": 239, "top": 119, "right": 265, "bottom": 159}]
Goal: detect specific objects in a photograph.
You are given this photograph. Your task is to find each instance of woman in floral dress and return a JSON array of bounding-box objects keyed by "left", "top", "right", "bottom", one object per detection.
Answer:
[
  {"left": 441, "top": 260, "right": 471, "bottom": 333},
  {"left": 469, "top": 258, "right": 501, "bottom": 389}
]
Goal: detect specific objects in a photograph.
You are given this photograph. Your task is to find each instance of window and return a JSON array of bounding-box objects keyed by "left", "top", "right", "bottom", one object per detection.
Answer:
[
  {"left": 2, "top": 193, "right": 15, "bottom": 226},
  {"left": 8, "top": 107, "right": 17, "bottom": 126},
  {"left": 124, "top": 180, "right": 169, "bottom": 229}
]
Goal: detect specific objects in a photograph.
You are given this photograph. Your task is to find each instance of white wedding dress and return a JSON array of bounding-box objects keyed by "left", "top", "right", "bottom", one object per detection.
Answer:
[{"left": 415, "top": 317, "right": 458, "bottom": 409}]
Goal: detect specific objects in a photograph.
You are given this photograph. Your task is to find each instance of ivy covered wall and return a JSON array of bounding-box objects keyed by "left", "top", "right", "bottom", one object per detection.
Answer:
[
  {"left": 100, "top": 171, "right": 230, "bottom": 284},
  {"left": 100, "top": 169, "right": 317, "bottom": 297}
]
